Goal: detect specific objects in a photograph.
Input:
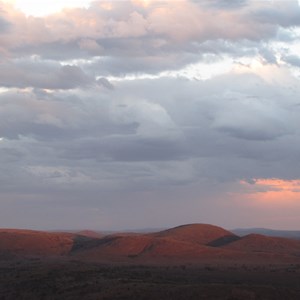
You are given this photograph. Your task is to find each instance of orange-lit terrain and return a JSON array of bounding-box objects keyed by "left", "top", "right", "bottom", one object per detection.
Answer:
[
  {"left": 1, "top": 224, "right": 300, "bottom": 299},
  {"left": 1, "top": 224, "right": 300, "bottom": 263},
  {"left": 0, "top": 229, "right": 74, "bottom": 256}
]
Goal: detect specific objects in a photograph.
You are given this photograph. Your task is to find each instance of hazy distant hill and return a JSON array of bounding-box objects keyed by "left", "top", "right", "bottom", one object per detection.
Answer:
[
  {"left": 75, "top": 230, "right": 103, "bottom": 239},
  {"left": 232, "top": 228, "right": 300, "bottom": 239}
]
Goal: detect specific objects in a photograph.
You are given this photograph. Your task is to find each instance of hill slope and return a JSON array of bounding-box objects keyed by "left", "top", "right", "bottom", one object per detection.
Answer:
[{"left": 0, "top": 229, "right": 75, "bottom": 256}]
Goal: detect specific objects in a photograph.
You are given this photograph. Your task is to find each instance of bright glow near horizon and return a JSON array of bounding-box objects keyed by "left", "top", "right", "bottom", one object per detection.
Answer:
[
  {"left": 239, "top": 179, "right": 300, "bottom": 205},
  {"left": 3, "top": 0, "right": 92, "bottom": 16}
]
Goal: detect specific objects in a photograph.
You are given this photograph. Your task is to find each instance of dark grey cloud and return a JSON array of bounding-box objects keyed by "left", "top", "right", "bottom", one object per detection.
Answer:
[
  {"left": 252, "top": 1, "right": 300, "bottom": 27},
  {"left": 86, "top": 53, "right": 198, "bottom": 77},
  {"left": 0, "top": 88, "right": 120, "bottom": 141},
  {"left": 97, "top": 78, "right": 115, "bottom": 90},
  {"left": 0, "top": 60, "right": 94, "bottom": 89},
  {"left": 16, "top": 41, "right": 86, "bottom": 61},
  {"left": 70, "top": 135, "right": 187, "bottom": 162},
  {"left": 0, "top": 15, "right": 10, "bottom": 32},
  {"left": 212, "top": 93, "right": 289, "bottom": 141},
  {"left": 199, "top": 0, "right": 249, "bottom": 10},
  {"left": 259, "top": 47, "right": 278, "bottom": 64},
  {"left": 283, "top": 55, "right": 300, "bottom": 67}
]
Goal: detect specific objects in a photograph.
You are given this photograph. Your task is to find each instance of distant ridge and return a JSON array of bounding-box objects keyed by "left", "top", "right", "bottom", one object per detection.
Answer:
[
  {"left": 223, "top": 233, "right": 300, "bottom": 255},
  {"left": 232, "top": 228, "right": 300, "bottom": 239},
  {"left": 75, "top": 230, "right": 103, "bottom": 239}
]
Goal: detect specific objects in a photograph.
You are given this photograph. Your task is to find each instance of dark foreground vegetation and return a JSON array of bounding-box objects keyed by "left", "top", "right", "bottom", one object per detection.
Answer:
[{"left": 1, "top": 258, "right": 300, "bottom": 300}]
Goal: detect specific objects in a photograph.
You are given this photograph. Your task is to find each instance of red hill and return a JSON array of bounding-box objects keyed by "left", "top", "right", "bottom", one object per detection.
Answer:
[{"left": 151, "top": 223, "right": 238, "bottom": 245}]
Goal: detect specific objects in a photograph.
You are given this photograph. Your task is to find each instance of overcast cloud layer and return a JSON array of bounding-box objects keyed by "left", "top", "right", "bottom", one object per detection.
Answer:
[{"left": 1, "top": 0, "right": 300, "bottom": 230}]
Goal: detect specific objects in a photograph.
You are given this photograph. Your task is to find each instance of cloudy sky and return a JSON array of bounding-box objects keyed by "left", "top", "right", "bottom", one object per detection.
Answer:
[{"left": 1, "top": 0, "right": 300, "bottom": 230}]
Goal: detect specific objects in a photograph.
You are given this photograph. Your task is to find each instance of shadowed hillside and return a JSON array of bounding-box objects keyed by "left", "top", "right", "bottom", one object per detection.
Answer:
[{"left": 75, "top": 230, "right": 103, "bottom": 239}]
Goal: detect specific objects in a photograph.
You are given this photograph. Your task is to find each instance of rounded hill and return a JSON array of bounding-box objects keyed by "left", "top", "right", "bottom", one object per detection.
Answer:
[{"left": 151, "top": 223, "right": 237, "bottom": 245}]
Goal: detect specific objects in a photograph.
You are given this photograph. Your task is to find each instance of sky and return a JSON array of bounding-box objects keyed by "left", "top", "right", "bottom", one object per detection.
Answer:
[{"left": 1, "top": 0, "right": 300, "bottom": 231}]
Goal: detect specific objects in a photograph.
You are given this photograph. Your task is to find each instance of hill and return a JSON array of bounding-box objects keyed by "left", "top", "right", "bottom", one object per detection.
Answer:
[{"left": 151, "top": 223, "right": 239, "bottom": 245}]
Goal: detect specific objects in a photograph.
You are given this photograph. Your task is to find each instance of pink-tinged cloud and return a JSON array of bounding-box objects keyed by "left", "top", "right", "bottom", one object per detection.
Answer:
[
  {"left": 1, "top": 0, "right": 299, "bottom": 57},
  {"left": 239, "top": 179, "right": 300, "bottom": 205}
]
